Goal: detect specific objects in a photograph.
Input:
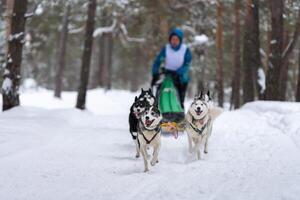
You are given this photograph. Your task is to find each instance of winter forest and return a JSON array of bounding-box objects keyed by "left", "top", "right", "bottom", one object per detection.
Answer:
[
  {"left": 0, "top": 0, "right": 300, "bottom": 200},
  {"left": 0, "top": 0, "right": 299, "bottom": 110}
]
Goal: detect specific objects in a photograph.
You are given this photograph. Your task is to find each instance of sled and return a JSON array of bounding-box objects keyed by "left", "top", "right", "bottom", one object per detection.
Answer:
[{"left": 153, "top": 74, "right": 186, "bottom": 135}]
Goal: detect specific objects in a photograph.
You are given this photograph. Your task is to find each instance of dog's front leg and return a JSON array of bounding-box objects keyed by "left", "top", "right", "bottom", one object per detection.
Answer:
[
  {"left": 140, "top": 145, "right": 149, "bottom": 172},
  {"left": 204, "top": 136, "right": 209, "bottom": 154},
  {"left": 193, "top": 137, "right": 202, "bottom": 160},
  {"left": 134, "top": 139, "right": 140, "bottom": 158},
  {"left": 151, "top": 143, "right": 160, "bottom": 166},
  {"left": 187, "top": 133, "right": 193, "bottom": 153}
]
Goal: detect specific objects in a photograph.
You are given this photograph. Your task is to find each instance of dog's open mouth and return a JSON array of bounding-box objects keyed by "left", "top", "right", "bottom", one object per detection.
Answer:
[
  {"left": 195, "top": 110, "right": 202, "bottom": 115},
  {"left": 145, "top": 119, "right": 155, "bottom": 127}
]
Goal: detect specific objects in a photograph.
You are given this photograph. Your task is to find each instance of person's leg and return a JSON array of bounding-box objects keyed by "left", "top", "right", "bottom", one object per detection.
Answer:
[{"left": 178, "top": 82, "right": 188, "bottom": 109}]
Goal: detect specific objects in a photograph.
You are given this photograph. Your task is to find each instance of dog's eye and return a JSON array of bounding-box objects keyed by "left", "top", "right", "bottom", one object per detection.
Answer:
[{"left": 151, "top": 112, "right": 154, "bottom": 115}]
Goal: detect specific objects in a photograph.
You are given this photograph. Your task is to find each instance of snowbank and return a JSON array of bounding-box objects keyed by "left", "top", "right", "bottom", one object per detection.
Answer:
[{"left": 0, "top": 90, "right": 300, "bottom": 200}]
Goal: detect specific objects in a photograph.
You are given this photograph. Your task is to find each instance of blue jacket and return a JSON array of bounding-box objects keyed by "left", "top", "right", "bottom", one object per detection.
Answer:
[{"left": 152, "top": 28, "right": 192, "bottom": 84}]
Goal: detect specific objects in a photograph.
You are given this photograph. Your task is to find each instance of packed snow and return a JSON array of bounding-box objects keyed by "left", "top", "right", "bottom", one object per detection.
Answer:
[{"left": 0, "top": 88, "right": 300, "bottom": 200}]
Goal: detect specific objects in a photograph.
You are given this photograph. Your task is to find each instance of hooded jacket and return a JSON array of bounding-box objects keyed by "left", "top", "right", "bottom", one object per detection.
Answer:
[{"left": 152, "top": 28, "right": 192, "bottom": 84}]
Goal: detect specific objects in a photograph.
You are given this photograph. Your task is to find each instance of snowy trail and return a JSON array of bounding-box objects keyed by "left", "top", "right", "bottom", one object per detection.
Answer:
[{"left": 1, "top": 90, "right": 300, "bottom": 200}]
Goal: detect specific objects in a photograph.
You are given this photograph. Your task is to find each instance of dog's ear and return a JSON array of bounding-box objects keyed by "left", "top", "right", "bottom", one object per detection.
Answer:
[
  {"left": 141, "top": 88, "right": 144, "bottom": 93},
  {"left": 207, "top": 90, "right": 212, "bottom": 100},
  {"left": 153, "top": 98, "right": 159, "bottom": 108},
  {"left": 135, "top": 96, "right": 138, "bottom": 102},
  {"left": 149, "top": 88, "right": 152, "bottom": 94},
  {"left": 200, "top": 91, "right": 203, "bottom": 99}
]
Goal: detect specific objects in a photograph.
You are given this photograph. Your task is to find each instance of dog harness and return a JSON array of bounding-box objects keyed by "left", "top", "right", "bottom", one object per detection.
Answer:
[
  {"left": 138, "top": 122, "right": 161, "bottom": 144},
  {"left": 189, "top": 115, "right": 211, "bottom": 135}
]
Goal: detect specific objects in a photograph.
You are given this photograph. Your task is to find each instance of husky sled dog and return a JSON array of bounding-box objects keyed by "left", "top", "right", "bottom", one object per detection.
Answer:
[
  {"left": 138, "top": 105, "right": 162, "bottom": 172},
  {"left": 185, "top": 91, "right": 222, "bottom": 160},
  {"left": 138, "top": 88, "right": 155, "bottom": 106},
  {"left": 129, "top": 96, "right": 149, "bottom": 158}
]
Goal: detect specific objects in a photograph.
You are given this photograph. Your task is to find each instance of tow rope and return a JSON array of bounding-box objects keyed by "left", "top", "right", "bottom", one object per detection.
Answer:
[{"left": 161, "top": 122, "right": 179, "bottom": 139}]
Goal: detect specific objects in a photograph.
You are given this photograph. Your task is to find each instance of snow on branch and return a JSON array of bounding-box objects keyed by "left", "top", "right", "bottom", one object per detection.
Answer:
[
  {"left": 8, "top": 32, "right": 24, "bottom": 41},
  {"left": 120, "top": 23, "right": 145, "bottom": 43},
  {"left": 25, "top": 0, "right": 44, "bottom": 18},
  {"left": 171, "top": 0, "right": 215, "bottom": 10},
  {"left": 2, "top": 77, "right": 13, "bottom": 95},
  {"left": 257, "top": 68, "right": 266, "bottom": 94},
  {"left": 93, "top": 19, "right": 117, "bottom": 37},
  {"left": 69, "top": 26, "right": 84, "bottom": 34}
]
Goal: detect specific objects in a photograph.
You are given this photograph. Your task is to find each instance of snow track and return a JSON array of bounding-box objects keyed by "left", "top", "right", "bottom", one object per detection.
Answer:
[{"left": 0, "top": 90, "right": 300, "bottom": 200}]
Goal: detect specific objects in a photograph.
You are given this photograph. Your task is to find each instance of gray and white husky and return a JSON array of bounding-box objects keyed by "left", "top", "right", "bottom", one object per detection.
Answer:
[
  {"left": 138, "top": 105, "right": 162, "bottom": 172},
  {"left": 185, "top": 91, "right": 222, "bottom": 160},
  {"left": 129, "top": 97, "right": 149, "bottom": 158}
]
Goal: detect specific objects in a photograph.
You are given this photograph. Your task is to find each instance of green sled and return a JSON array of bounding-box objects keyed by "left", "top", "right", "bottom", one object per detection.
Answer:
[{"left": 158, "top": 76, "right": 185, "bottom": 123}]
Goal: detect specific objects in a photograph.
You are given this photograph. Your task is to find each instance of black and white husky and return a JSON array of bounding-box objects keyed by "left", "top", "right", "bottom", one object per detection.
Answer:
[
  {"left": 129, "top": 97, "right": 149, "bottom": 158},
  {"left": 185, "top": 91, "right": 222, "bottom": 160},
  {"left": 138, "top": 105, "right": 162, "bottom": 172},
  {"left": 138, "top": 88, "right": 155, "bottom": 106}
]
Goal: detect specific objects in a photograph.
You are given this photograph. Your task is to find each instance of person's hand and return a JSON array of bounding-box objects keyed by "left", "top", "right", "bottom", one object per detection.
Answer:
[{"left": 151, "top": 74, "right": 159, "bottom": 86}]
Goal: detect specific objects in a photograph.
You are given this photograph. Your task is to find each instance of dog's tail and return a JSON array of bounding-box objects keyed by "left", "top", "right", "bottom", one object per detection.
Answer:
[{"left": 209, "top": 107, "right": 223, "bottom": 121}]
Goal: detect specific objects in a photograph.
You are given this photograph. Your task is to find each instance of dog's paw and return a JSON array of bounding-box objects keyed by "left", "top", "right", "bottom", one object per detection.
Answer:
[
  {"left": 135, "top": 154, "right": 140, "bottom": 158},
  {"left": 150, "top": 160, "right": 156, "bottom": 166},
  {"left": 144, "top": 168, "right": 149, "bottom": 172},
  {"left": 204, "top": 150, "right": 208, "bottom": 154}
]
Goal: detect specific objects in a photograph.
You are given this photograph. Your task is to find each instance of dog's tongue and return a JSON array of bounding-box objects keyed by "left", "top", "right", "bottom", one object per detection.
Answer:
[
  {"left": 146, "top": 119, "right": 154, "bottom": 127},
  {"left": 196, "top": 110, "right": 202, "bottom": 115}
]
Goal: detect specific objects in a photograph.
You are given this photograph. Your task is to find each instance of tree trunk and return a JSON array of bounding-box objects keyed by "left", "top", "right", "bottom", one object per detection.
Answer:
[
  {"left": 2, "top": 0, "right": 27, "bottom": 111},
  {"left": 106, "top": 32, "right": 113, "bottom": 90},
  {"left": 230, "top": 0, "right": 241, "bottom": 109},
  {"left": 281, "top": 10, "right": 300, "bottom": 100},
  {"left": 76, "top": 0, "right": 96, "bottom": 110},
  {"left": 216, "top": 0, "right": 224, "bottom": 107},
  {"left": 54, "top": 4, "right": 70, "bottom": 98},
  {"left": 95, "top": 36, "right": 106, "bottom": 87},
  {"left": 92, "top": 8, "right": 107, "bottom": 88},
  {"left": 242, "top": 0, "right": 262, "bottom": 103},
  {"left": 279, "top": 30, "right": 290, "bottom": 100},
  {"left": 265, "top": 0, "right": 284, "bottom": 100},
  {"left": 4, "top": 0, "right": 13, "bottom": 54},
  {"left": 296, "top": 45, "right": 300, "bottom": 102},
  {"left": 130, "top": 46, "right": 141, "bottom": 92}
]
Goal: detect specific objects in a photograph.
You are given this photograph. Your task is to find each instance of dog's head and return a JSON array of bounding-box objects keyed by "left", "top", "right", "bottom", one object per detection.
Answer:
[
  {"left": 188, "top": 91, "right": 211, "bottom": 120},
  {"left": 140, "top": 105, "right": 162, "bottom": 130},
  {"left": 131, "top": 96, "right": 149, "bottom": 118},
  {"left": 138, "top": 88, "right": 155, "bottom": 106}
]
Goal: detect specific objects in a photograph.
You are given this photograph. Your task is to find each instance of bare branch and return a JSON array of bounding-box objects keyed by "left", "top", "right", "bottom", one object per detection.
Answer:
[
  {"left": 120, "top": 23, "right": 145, "bottom": 43},
  {"left": 282, "top": 10, "right": 300, "bottom": 62}
]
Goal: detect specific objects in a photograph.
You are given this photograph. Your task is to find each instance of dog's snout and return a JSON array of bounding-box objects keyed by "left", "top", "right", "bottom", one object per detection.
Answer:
[
  {"left": 145, "top": 116, "right": 149, "bottom": 120},
  {"left": 196, "top": 107, "right": 201, "bottom": 111},
  {"left": 137, "top": 108, "right": 140, "bottom": 112}
]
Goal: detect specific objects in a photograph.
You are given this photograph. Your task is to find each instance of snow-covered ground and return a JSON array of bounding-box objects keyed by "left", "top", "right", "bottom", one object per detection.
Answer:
[{"left": 0, "top": 89, "right": 300, "bottom": 200}]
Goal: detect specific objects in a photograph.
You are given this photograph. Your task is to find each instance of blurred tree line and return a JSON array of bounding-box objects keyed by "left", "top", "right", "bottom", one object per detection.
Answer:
[{"left": 0, "top": 0, "right": 299, "bottom": 111}]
